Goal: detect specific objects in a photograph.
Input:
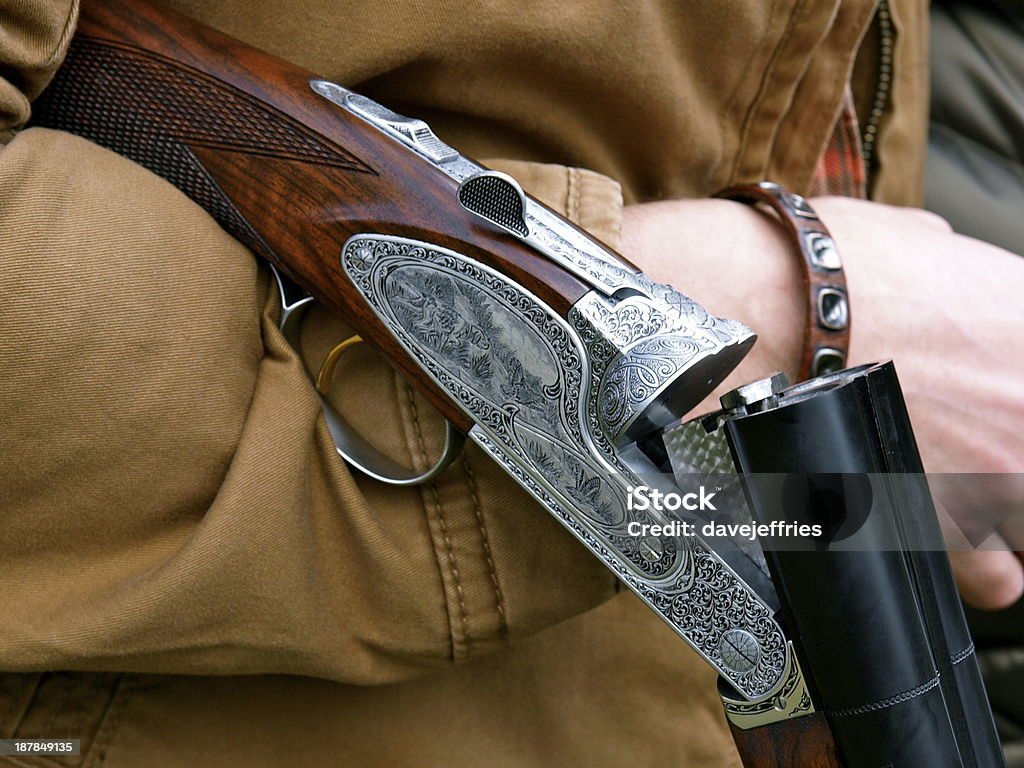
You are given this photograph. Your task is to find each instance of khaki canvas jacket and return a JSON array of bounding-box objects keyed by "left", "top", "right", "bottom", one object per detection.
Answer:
[{"left": 0, "top": 0, "right": 927, "bottom": 765}]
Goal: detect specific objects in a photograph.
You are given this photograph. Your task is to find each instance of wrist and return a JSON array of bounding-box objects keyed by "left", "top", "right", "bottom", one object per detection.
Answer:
[
  {"left": 620, "top": 197, "right": 805, "bottom": 412},
  {"left": 717, "top": 183, "right": 851, "bottom": 380}
]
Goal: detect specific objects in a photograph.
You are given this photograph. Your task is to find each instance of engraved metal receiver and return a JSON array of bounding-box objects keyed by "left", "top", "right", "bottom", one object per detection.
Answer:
[{"left": 294, "top": 80, "right": 809, "bottom": 709}]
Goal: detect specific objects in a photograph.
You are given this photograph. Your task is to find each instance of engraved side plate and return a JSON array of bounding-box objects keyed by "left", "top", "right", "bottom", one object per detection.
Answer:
[{"left": 340, "top": 234, "right": 788, "bottom": 699}]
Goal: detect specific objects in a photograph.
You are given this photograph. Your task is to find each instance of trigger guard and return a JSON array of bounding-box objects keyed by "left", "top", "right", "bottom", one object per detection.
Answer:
[
  {"left": 321, "top": 402, "right": 466, "bottom": 486},
  {"left": 270, "top": 264, "right": 465, "bottom": 486}
]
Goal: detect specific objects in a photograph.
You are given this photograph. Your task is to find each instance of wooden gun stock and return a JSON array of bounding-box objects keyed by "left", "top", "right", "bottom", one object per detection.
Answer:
[
  {"left": 730, "top": 713, "right": 842, "bottom": 768},
  {"left": 33, "top": 0, "right": 605, "bottom": 434}
]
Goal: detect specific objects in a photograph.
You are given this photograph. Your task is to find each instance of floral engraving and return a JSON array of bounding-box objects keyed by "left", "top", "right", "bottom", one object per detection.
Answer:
[{"left": 341, "top": 234, "right": 786, "bottom": 700}]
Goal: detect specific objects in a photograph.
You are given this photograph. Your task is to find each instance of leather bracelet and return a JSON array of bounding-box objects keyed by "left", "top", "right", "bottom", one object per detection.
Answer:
[{"left": 714, "top": 181, "right": 850, "bottom": 380}]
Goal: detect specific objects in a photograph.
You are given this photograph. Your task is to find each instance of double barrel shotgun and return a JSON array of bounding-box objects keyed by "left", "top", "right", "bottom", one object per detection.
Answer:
[{"left": 29, "top": 0, "right": 1006, "bottom": 765}]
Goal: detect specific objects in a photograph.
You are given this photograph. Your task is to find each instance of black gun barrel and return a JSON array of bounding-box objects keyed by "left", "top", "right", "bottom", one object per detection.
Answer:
[{"left": 722, "top": 362, "right": 1004, "bottom": 768}]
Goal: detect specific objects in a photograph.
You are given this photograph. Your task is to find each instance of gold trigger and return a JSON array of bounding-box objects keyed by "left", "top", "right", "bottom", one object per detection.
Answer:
[
  {"left": 316, "top": 334, "right": 364, "bottom": 395},
  {"left": 310, "top": 329, "right": 466, "bottom": 485}
]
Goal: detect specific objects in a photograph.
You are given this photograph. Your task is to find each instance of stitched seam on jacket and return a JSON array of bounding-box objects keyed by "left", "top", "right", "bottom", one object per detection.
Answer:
[
  {"left": 391, "top": 369, "right": 456, "bottom": 659},
  {"left": 401, "top": 378, "right": 471, "bottom": 656},
  {"left": 7, "top": 675, "right": 43, "bottom": 739},
  {"left": 1, "top": 675, "right": 42, "bottom": 768},
  {"left": 44, "top": 0, "right": 80, "bottom": 69},
  {"left": 82, "top": 675, "right": 136, "bottom": 768},
  {"left": 772, "top": 0, "right": 876, "bottom": 194},
  {"left": 461, "top": 454, "right": 507, "bottom": 638},
  {"left": 566, "top": 166, "right": 581, "bottom": 223},
  {"left": 825, "top": 674, "right": 940, "bottom": 718},
  {"left": 732, "top": 0, "right": 809, "bottom": 180}
]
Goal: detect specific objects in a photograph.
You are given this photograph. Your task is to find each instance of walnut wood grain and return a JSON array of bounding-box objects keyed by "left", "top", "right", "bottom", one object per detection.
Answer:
[
  {"left": 33, "top": 0, "right": 617, "bottom": 432},
  {"left": 729, "top": 713, "right": 844, "bottom": 768}
]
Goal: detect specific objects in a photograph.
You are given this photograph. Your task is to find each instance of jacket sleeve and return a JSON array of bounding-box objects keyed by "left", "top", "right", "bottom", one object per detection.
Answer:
[
  {"left": 0, "top": 0, "right": 77, "bottom": 145},
  {"left": 0, "top": 4, "right": 621, "bottom": 683}
]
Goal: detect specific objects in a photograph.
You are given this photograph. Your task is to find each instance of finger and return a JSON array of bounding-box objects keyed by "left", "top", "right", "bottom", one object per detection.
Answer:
[
  {"left": 949, "top": 548, "right": 1024, "bottom": 610},
  {"left": 930, "top": 473, "right": 1024, "bottom": 547},
  {"left": 996, "top": 504, "right": 1024, "bottom": 554}
]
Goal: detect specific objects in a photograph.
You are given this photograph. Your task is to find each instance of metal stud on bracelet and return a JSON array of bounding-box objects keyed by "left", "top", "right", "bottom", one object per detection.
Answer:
[{"left": 714, "top": 181, "right": 850, "bottom": 380}]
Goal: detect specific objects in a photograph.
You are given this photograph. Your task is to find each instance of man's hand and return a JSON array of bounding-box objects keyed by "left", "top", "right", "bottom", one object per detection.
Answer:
[{"left": 622, "top": 196, "right": 1024, "bottom": 610}]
